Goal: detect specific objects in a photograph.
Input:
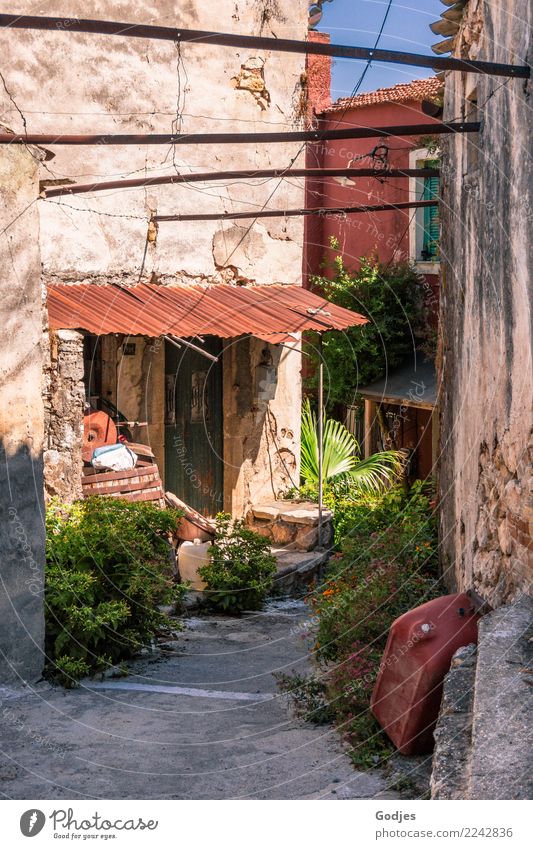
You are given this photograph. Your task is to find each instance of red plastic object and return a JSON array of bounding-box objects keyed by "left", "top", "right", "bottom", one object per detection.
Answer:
[
  {"left": 371, "top": 593, "right": 480, "bottom": 755},
  {"left": 82, "top": 410, "right": 117, "bottom": 462}
]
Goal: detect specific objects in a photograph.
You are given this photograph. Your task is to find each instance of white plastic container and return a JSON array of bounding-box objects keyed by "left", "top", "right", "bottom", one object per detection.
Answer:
[{"left": 178, "top": 539, "right": 211, "bottom": 591}]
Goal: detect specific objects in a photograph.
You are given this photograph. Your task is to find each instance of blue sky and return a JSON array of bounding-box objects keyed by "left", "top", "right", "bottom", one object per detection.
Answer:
[{"left": 317, "top": 0, "right": 445, "bottom": 98}]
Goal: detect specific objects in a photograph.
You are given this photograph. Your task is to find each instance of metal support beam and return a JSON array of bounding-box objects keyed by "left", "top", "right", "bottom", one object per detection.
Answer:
[
  {"left": 42, "top": 167, "right": 440, "bottom": 198},
  {"left": 153, "top": 199, "right": 438, "bottom": 223},
  {"left": 0, "top": 14, "right": 529, "bottom": 77},
  {"left": 0, "top": 121, "right": 480, "bottom": 147},
  {"left": 317, "top": 335, "right": 324, "bottom": 550},
  {"left": 164, "top": 335, "right": 219, "bottom": 362}
]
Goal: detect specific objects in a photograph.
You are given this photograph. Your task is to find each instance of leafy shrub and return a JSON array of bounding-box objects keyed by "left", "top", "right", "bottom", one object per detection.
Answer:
[
  {"left": 300, "top": 397, "right": 404, "bottom": 492},
  {"left": 306, "top": 250, "right": 432, "bottom": 409},
  {"left": 278, "top": 480, "right": 442, "bottom": 767},
  {"left": 199, "top": 513, "right": 277, "bottom": 613},
  {"left": 275, "top": 671, "right": 334, "bottom": 725},
  {"left": 45, "top": 497, "right": 184, "bottom": 684},
  {"left": 312, "top": 482, "right": 439, "bottom": 662}
]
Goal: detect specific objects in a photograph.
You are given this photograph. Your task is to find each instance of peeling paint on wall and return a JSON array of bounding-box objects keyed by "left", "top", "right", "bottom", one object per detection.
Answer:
[{"left": 231, "top": 57, "right": 271, "bottom": 110}]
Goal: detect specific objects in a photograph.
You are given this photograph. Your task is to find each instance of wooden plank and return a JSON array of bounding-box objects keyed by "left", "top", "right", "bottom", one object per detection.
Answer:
[
  {"left": 117, "top": 489, "right": 165, "bottom": 504},
  {"left": 82, "top": 464, "right": 158, "bottom": 483},
  {"left": 88, "top": 486, "right": 164, "bottom": 502},
  {"left": 125, "top": 442, "right": 155, "bottom": 458},
  {"left": 82, "top": 477, "right": 162, "bottom": 496}
]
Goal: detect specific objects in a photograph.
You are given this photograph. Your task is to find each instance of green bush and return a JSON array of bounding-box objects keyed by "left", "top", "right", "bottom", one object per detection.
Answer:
[
  {"left": 45, "top": 497, "right": 184, "bottom": 685},
  {"left": 199, "top": 513, "right": 277, "bottom": 613},
  {"left": 312, "top": 482, "right": 439, "bottom": 662},
  {"left": 300, "top": 397, "right": 404, "bottom": 492},
  {"left": 306, "top": 250, "right": 432, "bottom": 409},
  {"left": 279, "top": 481, "right": 442, "bottom": 767}
]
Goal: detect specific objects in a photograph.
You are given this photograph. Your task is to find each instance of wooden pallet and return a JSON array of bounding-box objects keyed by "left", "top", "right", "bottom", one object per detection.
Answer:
[{"left": 82, "top": 462, "right": 165, "bottom": 506}]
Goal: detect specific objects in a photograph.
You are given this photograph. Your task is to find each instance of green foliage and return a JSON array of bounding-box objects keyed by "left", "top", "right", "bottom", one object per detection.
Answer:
[
  {"left": 300, "top": 398, "right": 403, "bottom": 492},
  {"left": 312, "top": 481, "right": 439, "bottom": 662},
  {"left": 275, "top": 671, "right": 334, "bottom": 725},
  {"left": 199, "top": 513, "right": 277, "bottom": 613},
  {"left": 52, "top": 656, "right": 91, "bottom": 688},
  {"left": 45, "top": 497, "right": 185, "bottom": 685},
  {"left": 278, "top": 480, "right": 441, "bottom": 768},
  {"left": 306, "top": 252, "right": 430, "bottom": 408}
]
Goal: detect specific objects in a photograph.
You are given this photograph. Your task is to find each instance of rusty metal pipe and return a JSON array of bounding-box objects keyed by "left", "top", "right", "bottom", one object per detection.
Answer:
[
  {"left": 42, "top": 167, "right": 440, "bottom": 198},
  {"left": 0, "top": 14, "right": 529, "bottom": 78},
  {"left": 0, "top": 121, "right": 480, "bottom": 146},
  {"left": 153, "top": 199, "right": 437, "bottom": 223}
]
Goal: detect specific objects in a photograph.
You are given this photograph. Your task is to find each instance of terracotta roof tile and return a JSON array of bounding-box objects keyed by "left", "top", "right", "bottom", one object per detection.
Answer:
[{"left": 325, "top": 77, "right": 444, "bottom": 113}]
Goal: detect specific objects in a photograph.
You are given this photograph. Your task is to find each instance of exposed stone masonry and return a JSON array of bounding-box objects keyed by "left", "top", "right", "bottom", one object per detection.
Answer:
[{"left": 42, "top": 329, "right": 85, "bottom": 503}]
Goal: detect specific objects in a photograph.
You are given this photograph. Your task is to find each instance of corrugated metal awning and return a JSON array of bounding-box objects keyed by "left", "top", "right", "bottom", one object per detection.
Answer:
[
  {"left": 46, "top": 282, "right": 367, "bottom": 343},
  {"left": 357, "top": 359, "right": 437, "bottom": 409}
]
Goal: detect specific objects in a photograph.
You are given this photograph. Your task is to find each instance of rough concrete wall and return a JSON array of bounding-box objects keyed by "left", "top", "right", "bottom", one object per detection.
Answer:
[
  {"left": 223, "top": 338, "right": 301, "bottom": 515},
  {"left": 0, "top": 142, "right": 45, "bottom": 685},
  {"left": 438, "top": 0, "right": 533, "bottom": 605},
  {"left": 43, "top": 330, "right": 85, "bottom": 502},
  {"left": 0, "top": 1, "right": 308, "bottom": 514},
  {"left": 0, "top": 0, "right": 308, "bottom": 286}
]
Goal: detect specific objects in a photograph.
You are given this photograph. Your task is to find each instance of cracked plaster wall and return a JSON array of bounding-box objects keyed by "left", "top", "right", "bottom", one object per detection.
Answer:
[
  {"left": 0, "top": 141, "right": 45, "bottom": 683},
  {"left": 438, "top": 0, "right": 532, "bottom": 605},
  {"left": 0, "top": 1, "right": 308, "bottom": 514},
  {"left": 0, "top": 0, "right": 307, "bottom": 286}
]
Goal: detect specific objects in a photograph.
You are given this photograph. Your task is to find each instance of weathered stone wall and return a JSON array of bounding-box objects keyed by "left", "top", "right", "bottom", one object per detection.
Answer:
[
  {"left": 0, "top": 0, "right": 307, "bottom": 514},
  {"left": 438, "top": 0, "right": 533, "bottom": 605},
  {"left": 0, "top": 142, "right": 45, "bottom": 684},
  {"left": 43, "top": 330, "right": 85, "bottom": 502}
]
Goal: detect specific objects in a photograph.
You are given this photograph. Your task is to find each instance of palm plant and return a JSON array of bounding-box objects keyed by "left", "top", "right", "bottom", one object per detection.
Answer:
[{"left": 300, "top": 398, "right": 404, "bottom": 493}]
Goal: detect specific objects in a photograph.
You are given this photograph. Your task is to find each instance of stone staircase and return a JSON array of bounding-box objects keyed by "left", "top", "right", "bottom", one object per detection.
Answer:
[
  {"left": 247, "top": 500, "right": 334, "bottom": 596},
  {"left": 270, "top": 546, "right": 330, "bottom": 596},
  {"left": 431, "top": 595, "right": 533, "bottom": 799}
]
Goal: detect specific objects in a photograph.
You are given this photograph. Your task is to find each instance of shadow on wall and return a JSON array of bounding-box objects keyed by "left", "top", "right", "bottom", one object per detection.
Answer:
[{"left": 0, "top": 441, "right": 45, "bottom": 687}]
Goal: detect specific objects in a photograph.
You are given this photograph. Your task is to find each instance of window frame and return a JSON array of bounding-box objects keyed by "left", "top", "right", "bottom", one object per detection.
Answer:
[{"left": 409, "top": 147, "right": 440, "bottom": 274}]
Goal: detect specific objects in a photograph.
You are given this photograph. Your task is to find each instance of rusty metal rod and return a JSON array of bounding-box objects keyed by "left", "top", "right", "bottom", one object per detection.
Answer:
[
  {"left": 165, "top": 335, "right": 219, "bottom": 362},
  {"left": 0, "top": 121, "right": 480, "bottom": 146},
  {"left": 0, "top": 14, "right": 529, "bottom": 78},
  {"left": 42, "top": 167, "right": 440, "bottom": 198},
  {"left": 153, "top": 199, "right": 437, "bottom": 223}
]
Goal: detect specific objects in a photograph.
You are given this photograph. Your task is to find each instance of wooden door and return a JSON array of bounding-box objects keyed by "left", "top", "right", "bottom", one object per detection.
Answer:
[{"left": 164, "top": 338, "right": 223, "bottom": 517}]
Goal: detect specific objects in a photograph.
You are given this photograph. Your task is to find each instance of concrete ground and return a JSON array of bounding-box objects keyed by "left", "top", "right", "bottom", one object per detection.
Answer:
[{"left": 0, "top": 600, "right": 400, "bottom": 800}]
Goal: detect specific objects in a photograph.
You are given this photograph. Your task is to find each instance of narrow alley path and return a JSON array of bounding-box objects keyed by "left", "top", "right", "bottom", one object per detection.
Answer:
[{"left": 0, "top": 601, "right": 399, "bottom": 800}]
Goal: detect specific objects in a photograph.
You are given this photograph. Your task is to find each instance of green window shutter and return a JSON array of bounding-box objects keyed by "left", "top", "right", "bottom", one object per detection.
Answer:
[{"left": 422, "top": 160, "right": 440, "bottom": 260}]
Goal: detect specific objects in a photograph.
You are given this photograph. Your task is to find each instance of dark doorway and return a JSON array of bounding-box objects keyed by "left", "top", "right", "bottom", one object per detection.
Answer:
[{"left": 164, "top": 337, "right": 223, "bottom": 517}]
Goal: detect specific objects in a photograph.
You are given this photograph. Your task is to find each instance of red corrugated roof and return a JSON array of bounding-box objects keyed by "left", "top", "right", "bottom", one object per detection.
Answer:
[
  {"left": 325, "top": 77, "right": 443, "bottom": 114},
  {"left": 46, "top": 282, "right": 368, "bottom": 343}
]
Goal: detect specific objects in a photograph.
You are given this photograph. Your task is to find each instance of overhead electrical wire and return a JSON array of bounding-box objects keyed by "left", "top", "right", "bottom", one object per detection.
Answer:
[{"left": 349, "top": 0, "right": 394, "bottom": 95}]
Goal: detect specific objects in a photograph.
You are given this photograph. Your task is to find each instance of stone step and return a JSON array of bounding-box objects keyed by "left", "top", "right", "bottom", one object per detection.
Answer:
[
  {"left": 468, "top": 594, "right": 533, "bottom": 800},
  {"left": 248, "top": 500, "right": 333, "bottom": 551},
  {"left": 431, "top": 595, "right": 533, "bottom": 800},
  {"left": 271, "top": 546, "right": 329, "bottom": 597},
  {"left": 430, "top": 644, "right": 477, "bottom": 799}
]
